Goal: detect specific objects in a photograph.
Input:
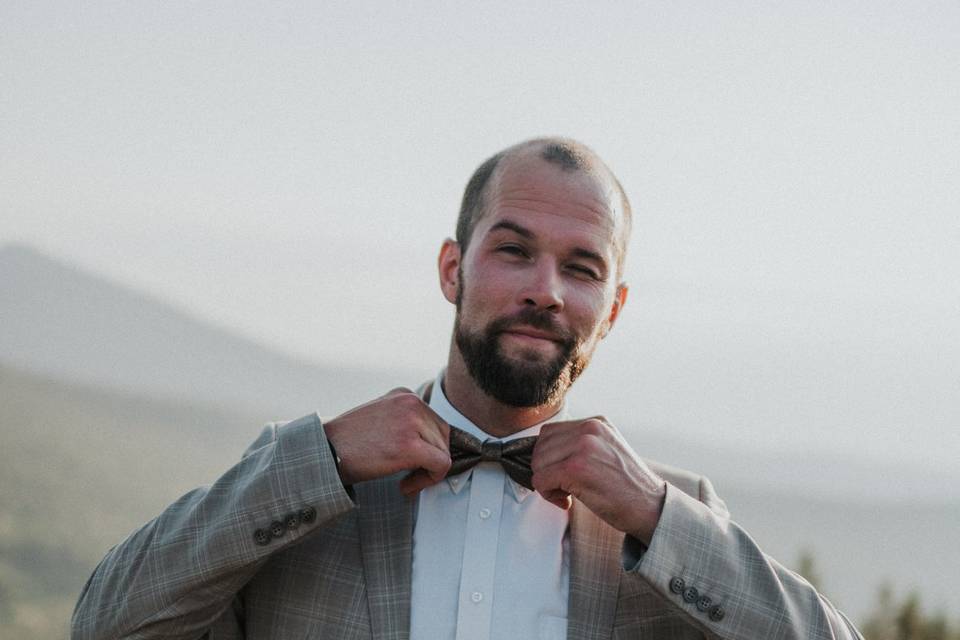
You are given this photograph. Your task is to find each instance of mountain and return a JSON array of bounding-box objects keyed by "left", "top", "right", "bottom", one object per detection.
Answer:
[{"left": 0, "top": 242, "right": 419, "bottom": 420}]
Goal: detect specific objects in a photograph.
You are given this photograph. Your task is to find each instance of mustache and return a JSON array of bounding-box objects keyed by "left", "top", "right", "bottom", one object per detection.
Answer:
[{"left": 488, "top": 308, "right": 575, "bottom": 347}]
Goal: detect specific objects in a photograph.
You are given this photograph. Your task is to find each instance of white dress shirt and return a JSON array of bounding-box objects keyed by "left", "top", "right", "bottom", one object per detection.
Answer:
[{"left": 409, "top": 370, "right": 571, "bottom": 640}]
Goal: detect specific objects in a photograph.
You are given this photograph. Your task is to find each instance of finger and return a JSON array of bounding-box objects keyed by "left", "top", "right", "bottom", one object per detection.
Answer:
[
  {"left": 387, "top": 386, "right": 414, "bottom": 396},
  {"left": 532, "top": 430, "right": 583, "bottom": 472},
  {"left": 422, "top": 401, "right": 451, "bottom": 441},
  {"left": 535, "top": 418, "right": 597, "bottom": 449},
  {"left": 412, "top": 439, "right": 452, "bottom": 482},
  {"left": 533, "top": 422, "right": 574, "bottom": 455},
  {"left": 416, "top": 412, "right": 451, "bottom": 453},
  {"left": 532, "top": 461, "right": 575, "bottom": 503},
  {"left": 542, "top": 489, "right": 573, "bottom": 510},
  {"left": 430, "top": 411, "right": 451, "bottom": 441},
  {"left": 399, "top": 468, "right": 439, "bottom": 496},
  {"left": 537, "top": 419, "right": 583, "bottom": 437},
  {"left": 534, "top": 417, "right": 613, "bottom": 472}
]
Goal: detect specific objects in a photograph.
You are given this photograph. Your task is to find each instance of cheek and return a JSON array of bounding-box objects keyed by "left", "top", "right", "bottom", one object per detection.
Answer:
[
  {"left": 572, "top": 295, "right": 615, "bottom": 338},
  {"left": 458, "top": 275, "right": 506, "bottom": 320},
  {"left": 466, "top": 267, "right": 515, "bottom": 302}
]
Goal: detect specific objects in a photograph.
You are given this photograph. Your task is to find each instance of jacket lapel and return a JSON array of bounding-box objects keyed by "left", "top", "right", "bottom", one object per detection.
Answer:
[
  {"left": 567, "top": 500, "right": 623, "bottom": 640},
  {"left": 356, "top": 475, "right": 414, "bottom": 640},
  {"left": 354, "top": 381, "right": 431, "bottom": 640}
]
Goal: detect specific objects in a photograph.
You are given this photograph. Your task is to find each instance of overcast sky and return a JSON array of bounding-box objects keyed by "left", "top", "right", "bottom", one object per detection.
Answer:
[{"left": 3, "top": 2, "right": 958, "bottom": 468}]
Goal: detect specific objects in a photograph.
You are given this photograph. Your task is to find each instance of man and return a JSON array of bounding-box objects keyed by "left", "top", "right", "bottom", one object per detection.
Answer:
[{"left": 72, "top": 138, "right": 863, "bottom": 639}]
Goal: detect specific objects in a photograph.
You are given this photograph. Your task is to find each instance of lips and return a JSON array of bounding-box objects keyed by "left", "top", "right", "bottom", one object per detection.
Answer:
[{"left": 501, "top": 326, "right": 562, "bottom": 343}]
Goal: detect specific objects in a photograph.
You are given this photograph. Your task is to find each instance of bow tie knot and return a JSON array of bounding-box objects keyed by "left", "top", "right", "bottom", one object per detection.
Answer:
[
  {"left": 447, "top": 426, "right": 537, "bottom": 490},
  {"left": 480, "top": 440, "right": 504, "bottom": 462}
]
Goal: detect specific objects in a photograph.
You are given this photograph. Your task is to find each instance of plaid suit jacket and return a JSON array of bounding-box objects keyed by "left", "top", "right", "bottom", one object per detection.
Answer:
[{"left": 72, "top": 384, "right": 862, "bottom": 640}]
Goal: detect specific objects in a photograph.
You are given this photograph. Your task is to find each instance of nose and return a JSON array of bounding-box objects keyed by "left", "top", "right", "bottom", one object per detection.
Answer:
[{"left": 518, "top": 261, "right": 564, "bottom": 313}]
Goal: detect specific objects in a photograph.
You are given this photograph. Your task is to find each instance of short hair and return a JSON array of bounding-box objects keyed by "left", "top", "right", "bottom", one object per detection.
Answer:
[{"left": 455, "top": 137, "right": 632, "bottom": 279}]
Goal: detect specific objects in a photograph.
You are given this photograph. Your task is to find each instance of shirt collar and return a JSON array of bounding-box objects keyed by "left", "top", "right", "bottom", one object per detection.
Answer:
[{"left": 429, "top": 369, "right": 569, "bottom": 502}]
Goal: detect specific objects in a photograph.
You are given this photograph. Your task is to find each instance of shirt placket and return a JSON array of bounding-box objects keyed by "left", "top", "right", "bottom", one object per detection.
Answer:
[{"left": 454, "top": 460, "right": 505, "bottom": 640}]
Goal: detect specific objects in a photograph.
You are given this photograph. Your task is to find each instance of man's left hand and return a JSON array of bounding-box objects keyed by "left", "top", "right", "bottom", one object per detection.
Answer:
[{"left": 531, "top": 417, "right": 667, "bottom": 545}]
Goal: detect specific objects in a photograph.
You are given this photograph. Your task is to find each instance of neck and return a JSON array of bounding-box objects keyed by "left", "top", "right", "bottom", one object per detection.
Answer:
[{"left": 443, "top": 348, "right": 565, "bottom": 438}]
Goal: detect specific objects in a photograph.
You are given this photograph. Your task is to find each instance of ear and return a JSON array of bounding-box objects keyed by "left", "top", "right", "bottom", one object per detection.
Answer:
[
  {"left": 437, "top": 238, "right": 462, "bottom": 304},
  {"left": 600, "top": 282, "right": 628, "bottom": 339}
]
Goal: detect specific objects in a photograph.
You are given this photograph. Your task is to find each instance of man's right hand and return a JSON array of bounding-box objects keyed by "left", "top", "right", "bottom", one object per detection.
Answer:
[{"left": 323, "top": 388, "right": 452, "bottom": 496}]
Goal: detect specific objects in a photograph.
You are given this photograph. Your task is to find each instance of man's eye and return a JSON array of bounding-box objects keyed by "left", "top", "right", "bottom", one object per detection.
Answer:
[
  {"left": 569, "top": 265, "right": 600, "bottom": 279},
  {"left": 498, "top": 245, "right": 527, "bottom": 256}
]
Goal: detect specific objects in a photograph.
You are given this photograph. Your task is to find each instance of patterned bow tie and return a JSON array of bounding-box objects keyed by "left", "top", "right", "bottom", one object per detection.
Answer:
[{"left": 447, "top": 426, "right": 538, "bottom": 490}]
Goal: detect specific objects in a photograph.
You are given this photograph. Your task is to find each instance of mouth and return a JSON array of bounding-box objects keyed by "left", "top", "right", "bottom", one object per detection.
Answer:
[{"left": 500, "top": 326, "right": 562, "bottom": 345}]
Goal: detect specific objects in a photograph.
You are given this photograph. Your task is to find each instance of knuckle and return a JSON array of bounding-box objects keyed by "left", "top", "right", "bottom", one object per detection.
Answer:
[
  {"left": 388, "top": 386, "right": 414, "bottom": 395},
  {"left": 576, "top": 432, "right": 599, "bottom": 452},
  {"left": 396, "top": 403, "right": 427, "bottom": 428},
  {"left": 396, "top": 392, "right": 422, "bottom": 408},
  {"left": 531, "top": 437, "right": 546, "bottom": 455},
  {"left": 581, "top": 419, "right": 605, "bottom": 436},
  {"left": 400, "top": 431, "right": 422, "bottom": 452},
  {"left": 539, "top": 421, "right": 559, "bottom": 433}
]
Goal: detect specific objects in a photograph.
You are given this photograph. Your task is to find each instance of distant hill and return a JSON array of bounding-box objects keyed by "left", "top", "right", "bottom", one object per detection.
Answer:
[
  {"left": 2, "top": 362, "right": 958, "bottom": 640},
  {"left": 0, "top": 363, "right": 261, "bottom": 639},
  {"left": 0, "top": 242, "right": 419, "bottom": 418}
]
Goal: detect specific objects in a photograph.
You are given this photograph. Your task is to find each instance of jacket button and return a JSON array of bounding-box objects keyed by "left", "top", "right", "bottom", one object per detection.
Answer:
[
  {"left": 669, "top": 577, "right": 685, "bottom": 594},
  {"left": 299, "top": 505, "right": 317, "bottom": 524},
  {"left": 269, "top": 520, "right": 286, "bottom": 538},
  {"left": 284, "top": 512, "right": 301, "bottom": 530},
  {"left": 253, "top": 528, "right": 271, "bottom": 546},
  {"left": 683, "top": 586, "right": 699, "bottom": 603},
  {"left": 697, "top": 595, "right": 712, "bottom": 612},
  {"left": 709, "top": 604, "right": 726, "bottom": 622}
]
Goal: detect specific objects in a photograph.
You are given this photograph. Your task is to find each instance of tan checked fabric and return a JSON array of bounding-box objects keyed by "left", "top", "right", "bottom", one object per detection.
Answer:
[{"left": 72, "top": 383, "right": 863, "bottom": 640}]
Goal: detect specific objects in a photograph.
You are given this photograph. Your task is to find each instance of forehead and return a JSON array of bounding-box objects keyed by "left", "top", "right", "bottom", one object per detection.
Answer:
[{"left": 477, "top": 156, "right": 624, "bottom": 247}]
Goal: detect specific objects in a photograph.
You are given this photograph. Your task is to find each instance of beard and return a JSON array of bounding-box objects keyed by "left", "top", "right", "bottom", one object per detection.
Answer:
[{"left": 454, "top": 281, "right": 594, "bottom": 407}]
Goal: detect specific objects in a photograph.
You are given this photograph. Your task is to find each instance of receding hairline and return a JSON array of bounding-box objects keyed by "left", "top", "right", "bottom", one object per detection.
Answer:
[{"left": 456, "top": 137, "right": 633, "bottom": 277}]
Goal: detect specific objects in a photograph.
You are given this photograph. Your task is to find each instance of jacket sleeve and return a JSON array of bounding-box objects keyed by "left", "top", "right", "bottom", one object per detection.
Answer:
[
  {"left": 626, "top": 477, "right": 864, "bottom": 640},
  {"left": 71, "top": 413, "right": 355, "bottom": 640}
]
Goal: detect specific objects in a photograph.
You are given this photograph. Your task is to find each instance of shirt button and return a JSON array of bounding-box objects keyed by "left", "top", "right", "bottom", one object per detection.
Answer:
[
  {"left": 471, "top": 591, "right": 483, "bottom": 603},
  {"left": 478, "top": 508, "right": 491, "bottom": 519}
]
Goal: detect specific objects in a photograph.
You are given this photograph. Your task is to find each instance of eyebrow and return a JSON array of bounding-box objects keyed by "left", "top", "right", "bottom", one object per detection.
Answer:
[
  {"left": 487, "top": 219, "right": 609, "bottom": 270},
  {"left": 488, "top": 220, "right": 534, "bottom": 239}
]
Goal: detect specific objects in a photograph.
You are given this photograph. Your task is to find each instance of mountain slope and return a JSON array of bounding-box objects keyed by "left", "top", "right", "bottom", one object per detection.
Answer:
[
  {"left": 0, "top": 242, "right": 418, "bottom": 417},
  {"left": 3, "top": 363, "right": 959, "bottom": 638},
  {"left": 0, "top": 363, "right": 260, "bottom": 639}
]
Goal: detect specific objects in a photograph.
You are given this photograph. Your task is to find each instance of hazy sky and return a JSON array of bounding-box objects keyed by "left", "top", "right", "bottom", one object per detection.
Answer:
[{"left": 3, "top": 2, "right": 958, "bottom": 468}]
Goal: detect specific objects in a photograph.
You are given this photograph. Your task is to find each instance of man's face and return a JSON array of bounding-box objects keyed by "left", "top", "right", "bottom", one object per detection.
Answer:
[{"left": 446, "top": 156, "right": 627, "bottom": 407}]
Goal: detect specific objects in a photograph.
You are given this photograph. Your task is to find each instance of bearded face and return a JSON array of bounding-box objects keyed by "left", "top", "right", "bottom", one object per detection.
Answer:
[{"left": 453, "top": 272, "right": 597, "bottom": 407}]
